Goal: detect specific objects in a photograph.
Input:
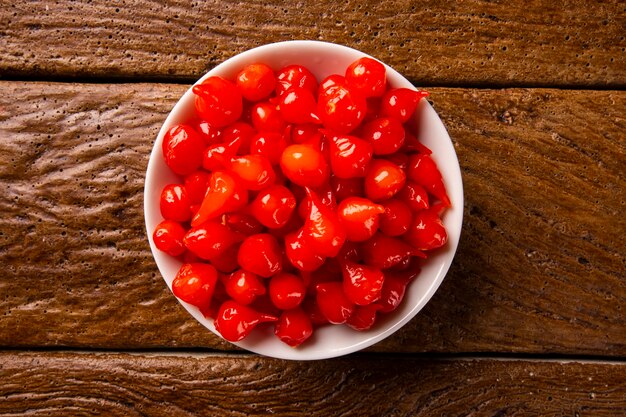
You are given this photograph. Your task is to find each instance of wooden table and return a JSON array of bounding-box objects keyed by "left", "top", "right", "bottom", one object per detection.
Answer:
[{"left": 1, "top": 1, "right": 625, "bottom": 415}]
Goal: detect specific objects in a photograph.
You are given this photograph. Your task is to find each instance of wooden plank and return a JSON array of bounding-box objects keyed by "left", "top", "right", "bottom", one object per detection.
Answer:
[
  {"left": 0, "top": 352, "right": 625, "bottom": 416},
  {"left": 0, "top": 81, "right": 624, "bottom": 354},
  {"left": 1, "top": 0, "right": 624, "bottom": 87}
]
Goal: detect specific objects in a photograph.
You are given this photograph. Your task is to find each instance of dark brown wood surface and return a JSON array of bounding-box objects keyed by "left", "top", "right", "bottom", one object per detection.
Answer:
[
  {"left": 1, "top": 352, "right": 625, "bottom": 416},
  {"left": 1, "top": 81, "right": 623, "bottom": 354},
  {"left": 1, "top": 0, "right": 624, "bottom": 87},
  {"left": 1, "top": 0, "right": 625, "bottom": 414}
]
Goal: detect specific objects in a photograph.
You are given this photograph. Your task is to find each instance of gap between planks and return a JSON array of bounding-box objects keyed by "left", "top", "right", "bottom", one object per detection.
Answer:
[
  {"left": 1, "top": 74, "right": 625, "bottom": 92},
  {"left": 2, "top": 349, "right": 625, "bottom": 365}
]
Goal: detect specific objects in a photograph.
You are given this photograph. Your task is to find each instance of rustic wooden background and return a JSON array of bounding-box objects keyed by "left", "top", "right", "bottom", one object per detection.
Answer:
[{"left": 1, "top": 0, "right": 624, "bottom": 415}]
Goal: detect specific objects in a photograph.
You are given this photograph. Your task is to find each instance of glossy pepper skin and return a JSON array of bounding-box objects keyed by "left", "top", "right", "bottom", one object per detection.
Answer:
[
  {"left": 160, "top": 184, "right": 192, "bottom": 222},
  {"left": 296, "top": 181, "right": 337, "bottom": 218},
  {"left": 346, "top": 304, "right": 382, "bottom": 331},
  {"left": 364, "top": 159, "right": 406, "bottom": 202},
  {"left": 361, "top": 117, "right": 406, "bottom": 155},
  {"left": 380, "top": 88, "right": 429, "bottom": 123},
  {"left": 192, "top": 171, "right": 248, "bottom": 227},
  {"left": 328, "top": 134, "right": 373, "bottom": 179},
  {"left": 284, "top": 229, "right": 326, "bottom": 272},
  {"left": 222, "top": 122, "right": 255, "bottom": 155},
  {"left": 237, "top": 233, "right": 283, "bottom": 278},
  {"left": 251, "top": 101, "right": 286, "bottom": 133},
  {"left": 337, "top": 197, "right": 385, "bottom": 242},
  {"left": 361, "top": 233, "right": 420, "bottom": 270},
  {"left": 300, "top": 187, "right": 347, "bottom": 258},
  {"left": 269, "top": 272, "right": 306, "bottom": 310},
  {"left": 407, "top": 153, "right": 451, "bottom": 207},
  {"left": 250, "top": 131, "right": 288, "bottom": 166},
  {"left": 341, "top": 260, "right": 385, "bottom": 306},
  {"left": 317, "top": 83, "right": 366, "bottom": 134},
  {"left": 404, "top": 208, "right": 448, "bottom": 251},
  {"left": 236, "top": 63, "right": 276, "bottom": 102},
  {"left": 207, "top": 243, "right": 240, "bottom": 274},
  {"left": 331, "top": 176, "right": 364, "bottom": 202},
  {"left": 290, "top": 123, "right": 322, "bottom": 146},
  {"left": 275, "top": 64, "right": 318, "bottom": 97},
  {"left": 221, "top": 269, "right": 266, "bottom": 305},
  {"left": 193, "top": 76, "right": 243, "bottom": 128},
  {"left": 214, "top": 300, "right": 278, "bottom": 342},
  {"left": 379, "top": 198, "right": 413, "bottom": 237},
  {"left": 285, "top": 229, "right": 326, "bottom": 271},
  {"left": 249, "top": 185, "right": 297, "bottom": 229},
  {"left": 378, "top": 269, "right": 420, "bottom": 313},
  {"left": 192, "top": 118, "right": 222, "bottom": 146},
  {"left": 344, "top": 57, "right": 387, "bottom": 98},
  {"left": 397, "top": 181, "right": 430, "bottom": 212},
  {"left": 301, "top": 295, "right": 330, "bottom": 325},
  {"left": 152, "top": 220, "right": 186, "bottom": 257},
  {"left": 319, "top": 74, "right": 345, "bottom": 92},
  {"left": 162, "top": 124, "right": 205, "bottom": 176},
  {"left": 229, "top": 154, "right": 276, "bottom": 191},
  {"left": 278, "top": 86, "right": 320, "bottom": 124},
  {"left": 402, "top": 129, "right": 433, "bottom": 155},
  {"left": 171, "top": 263, "right": 218, "bottom": 309},
  {"left": 315, "top": 282, "right": 355, "bottom": 324},
  {"left": 183, "top": 221, "right": 244, "bottom": 260},
  {"left": 224, "top": 212, "right": 264, "bottom": 236},
  {"left": 184, "top": 171, "right": 210, "bottom": 205},
  {"left": 274, "top": 307, "right": 313, "bottom": 347},
  {"left": 280, "top": 144, "right": 330, "bottom": 188},
  {"left": 202, "top": 136, "right": 242, "bottom": 172}
]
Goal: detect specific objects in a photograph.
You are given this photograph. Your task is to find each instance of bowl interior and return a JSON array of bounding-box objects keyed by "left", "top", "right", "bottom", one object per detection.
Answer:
[{"left": 144, "top": 40, "right": 463, "bottom": 360}]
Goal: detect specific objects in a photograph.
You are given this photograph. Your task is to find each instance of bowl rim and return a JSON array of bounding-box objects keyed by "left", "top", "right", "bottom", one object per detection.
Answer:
[{"left": 144, "top": 40, "right": 464, "bottom": 360}]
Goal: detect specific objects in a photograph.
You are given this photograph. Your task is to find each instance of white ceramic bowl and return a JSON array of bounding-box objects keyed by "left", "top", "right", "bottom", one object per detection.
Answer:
[{"left": 144, "top": 40, "right": 463, "bottom": 360}]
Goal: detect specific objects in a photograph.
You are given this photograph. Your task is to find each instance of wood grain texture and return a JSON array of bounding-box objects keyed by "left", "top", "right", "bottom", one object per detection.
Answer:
[
  {"left": 0, "top": 82, "right": 232, "bottom": 352},
  {"left": 0, "top": 81, "right": 624, "bottom": 354},
  {"left": 0, "top": 352, "right": 625, "bottom": 416},
  {"left": 1, "top": 0, "right": 624, "bottom": 87}
]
